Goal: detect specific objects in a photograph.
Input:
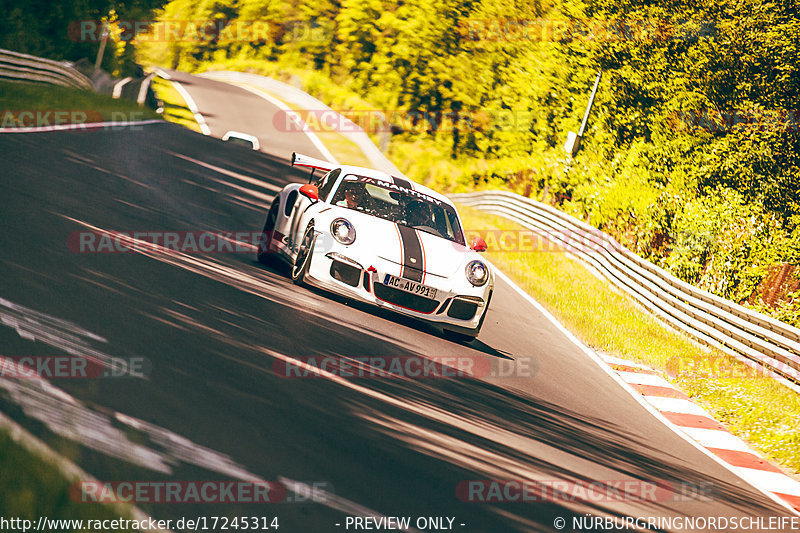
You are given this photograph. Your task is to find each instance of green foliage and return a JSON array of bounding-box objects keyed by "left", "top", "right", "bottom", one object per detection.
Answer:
[
  {"left": 136, "top": 0, "right": 800, "bottom": 325},
  {"left": 0, "top": 0, "right": 169, "bottom": 75},
  {"left": 0, "top": 430, "right": 137, "bottom": 529},
  {"left": 0, "top": 80, "right": 159, "bottom": 121}
]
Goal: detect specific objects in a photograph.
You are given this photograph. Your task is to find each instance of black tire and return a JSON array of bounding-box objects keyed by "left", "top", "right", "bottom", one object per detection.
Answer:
[
  {"left": 442, "top": 329, "right": 478, "bottom": 344},
  {"left": 291, "top": 223, "right": 315, "bottom": 285},
  {"left": 257, "top": 200, "right": 280, "bottom": 264}
]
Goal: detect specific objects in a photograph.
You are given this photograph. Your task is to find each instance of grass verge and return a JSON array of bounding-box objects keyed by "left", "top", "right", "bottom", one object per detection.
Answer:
[
  {"left": 0, "top": 80, "right": 158, "bottom": 124},
  {"left": 456, "top": 204, "right": 800, "bottom": 474},
  {"left": 0, "top": 426, "right": 139, "bottom": 531},
  {"left": 149, "top": 75, "right": 200, "bottom": 133}
]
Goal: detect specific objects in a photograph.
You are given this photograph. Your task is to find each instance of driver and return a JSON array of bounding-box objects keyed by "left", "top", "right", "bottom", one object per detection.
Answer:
[
  {"left": 336, "top": 182, "right": 366, "bottom": 209},
  {"left": 405, "top": 200, "right": 432, "bottom": 227}
]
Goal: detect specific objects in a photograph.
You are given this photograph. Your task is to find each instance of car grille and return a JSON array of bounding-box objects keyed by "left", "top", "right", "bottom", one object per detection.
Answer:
[
  {"left": 373, "top": 283, "right": 439, "bottom": 313},
  {"left": 330, "top": 261, "right": 362, "bottom": 287},
  {"left": 447, "top": 299, "right": 479, "bottom": 320}
]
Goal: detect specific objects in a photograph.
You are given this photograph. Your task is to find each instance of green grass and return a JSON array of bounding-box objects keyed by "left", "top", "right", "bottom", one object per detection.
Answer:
[
  {"left": 314, "top": 130, "right": 372, "bottom": 168},
  {"left": 149, "top": 75, "right": 201, "bottom": 133},
  {"left": 0, "top": 428, "right": 139, "bottom": 531},
  {"left": 0, "top": 80, "right": 158, "bottom": 124},
  {"left": 457, "top": 204, "right": 800, "bottom": 474}
]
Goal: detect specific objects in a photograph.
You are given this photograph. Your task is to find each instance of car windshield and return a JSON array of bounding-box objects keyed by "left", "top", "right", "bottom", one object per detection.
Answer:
[{"left": 331, "top": 175, "right": 465, "bottom": 245}]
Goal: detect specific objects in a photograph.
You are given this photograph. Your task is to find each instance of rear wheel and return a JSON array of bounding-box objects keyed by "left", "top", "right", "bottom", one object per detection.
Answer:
[
  {"left": 291, "top": 223, "right": 315, "bottom": 285},
  {"left": 257, "top": 201, "right": 280, "bottom": 265}
]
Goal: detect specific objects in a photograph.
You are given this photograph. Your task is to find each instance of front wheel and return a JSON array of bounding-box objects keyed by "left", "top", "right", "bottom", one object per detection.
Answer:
[{"left": 291, "top": 223, "right": 315, "bottom": 285}]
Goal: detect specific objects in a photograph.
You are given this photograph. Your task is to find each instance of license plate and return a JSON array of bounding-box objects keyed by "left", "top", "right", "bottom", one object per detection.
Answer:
[{"left": 383, "top": 274, "right": 437, "bottom": 299}]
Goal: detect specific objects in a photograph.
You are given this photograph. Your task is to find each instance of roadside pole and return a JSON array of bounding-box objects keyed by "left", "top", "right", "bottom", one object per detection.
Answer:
[{"left": 94, "top": 24, "right": 109, "bottom": 72}]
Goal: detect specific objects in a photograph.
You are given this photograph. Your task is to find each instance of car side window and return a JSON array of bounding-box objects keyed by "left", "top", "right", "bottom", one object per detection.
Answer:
[{"left": 316, "top": 168, "right": 341, "bottom": 202}]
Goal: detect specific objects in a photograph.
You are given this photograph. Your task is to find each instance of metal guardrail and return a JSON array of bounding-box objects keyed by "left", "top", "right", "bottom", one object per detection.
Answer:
[
  {"left": 0, "top": 48, "right": 92, "bottom": 90},
  {"left": 453, "top": 190, "right": 800, "bottom": 393}
]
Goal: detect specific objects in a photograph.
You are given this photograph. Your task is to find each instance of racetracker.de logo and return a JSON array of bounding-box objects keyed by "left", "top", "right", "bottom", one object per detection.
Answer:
[
  {"left": 67, "top": 230, "right": 262, "bottom": 254},
  {"left": 273, "top": 109, "right": 544, "bottom": 134},
  {"left": 71, "top": 481, "right": 287, "bottom": 504},
  {"left": 463, "top": 229, "right": 628, "bottom": 254},
  {"left": 68, "top": 19, "right": 334, "bottom": 44},
  {"left": 0, "top": 356, "right": 149, "bottom": 379},
  {"left": 458, "top": 18, "right": 717, "bottom": 42},
  {"left": 1, "top": 110, "right": 103, "bottom": 128},
  {"left": 275, "top": 355, "right": 487, "bottom": 379},
  {"left": 273, "top": 355, "right": 538, "bottom": 379}
]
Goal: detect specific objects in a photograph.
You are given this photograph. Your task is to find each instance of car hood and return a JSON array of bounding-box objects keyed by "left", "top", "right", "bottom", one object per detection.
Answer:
[{"left": 327, "top": 208, "right": 473, "bottom": 279}]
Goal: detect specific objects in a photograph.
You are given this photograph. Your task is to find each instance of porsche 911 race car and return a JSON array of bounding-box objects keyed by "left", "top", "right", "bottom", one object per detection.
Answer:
[{"left": 257, "top": 153, "right": 493, "bottom": 342}]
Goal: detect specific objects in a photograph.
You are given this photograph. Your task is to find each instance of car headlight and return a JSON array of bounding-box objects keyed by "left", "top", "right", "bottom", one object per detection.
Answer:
[
  {"left": 465, "top": 260, "right": 488, "bottom": 286},
  {"left": 331, "top": 218, "right": 356, "bottom": 245}
]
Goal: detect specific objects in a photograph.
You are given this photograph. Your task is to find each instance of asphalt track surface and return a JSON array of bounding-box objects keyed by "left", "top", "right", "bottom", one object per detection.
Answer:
[
  {"left": 0, "top": 72, "right": 795, "bottom": 532},
  {"left": 162, "top": 69, "right": 330, "bottom": 162}
]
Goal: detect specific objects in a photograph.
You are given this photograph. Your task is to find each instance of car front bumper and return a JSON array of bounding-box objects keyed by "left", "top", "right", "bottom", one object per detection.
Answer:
[{"left": 302, "top": 240, "right": 491, "bottom": 331}]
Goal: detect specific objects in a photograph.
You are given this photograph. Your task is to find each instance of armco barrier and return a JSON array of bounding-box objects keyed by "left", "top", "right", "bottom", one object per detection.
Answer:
[
  {"left": 0, "top": 48, "right": 93, "bottom": 90},
  {"left": 452, "top": 190, "right": 800, "bottom": 393}
]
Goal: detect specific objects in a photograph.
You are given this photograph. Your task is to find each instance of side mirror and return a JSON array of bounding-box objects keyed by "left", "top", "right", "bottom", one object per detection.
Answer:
[
  {"left": 470, "top": 237, "right": 487, "bottom": 252},
  {"left": 299, "top": 184, "right": 319, "bottom": 201}
]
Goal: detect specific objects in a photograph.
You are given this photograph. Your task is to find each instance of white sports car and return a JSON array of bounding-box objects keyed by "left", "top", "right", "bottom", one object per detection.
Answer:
[{"left": 257, "top": 153, "right": 493, "bottom": 342}]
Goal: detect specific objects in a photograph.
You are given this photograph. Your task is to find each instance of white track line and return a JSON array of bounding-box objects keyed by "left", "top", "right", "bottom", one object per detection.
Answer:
[
  {"left": 680, "top": 427, "right": 755, "bottom": 452},
  {"left": 222, "top": 82, "right": 337, "bottom": 165},
  {"left": 644, "top": 396, "right": 711, "bottom": 416},
  {"left": 616, "top": 371, "right": 674, "bottom": 387},
  {"left": 601, "top": 354, "right": 654, "bottom": 370},
  {"left": 156, "top": 69, "right": 210, "bottom": 136},
  {"left": 0, "top": 120, "right": 163, "bottom": 133}
]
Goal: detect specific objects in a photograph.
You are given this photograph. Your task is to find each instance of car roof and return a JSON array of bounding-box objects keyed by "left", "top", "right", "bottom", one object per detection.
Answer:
[{"left": 336, "top": 165, "right": 454, "bottom": 207}]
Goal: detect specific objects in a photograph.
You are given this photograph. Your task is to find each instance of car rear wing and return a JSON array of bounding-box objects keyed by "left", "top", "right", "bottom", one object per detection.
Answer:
[
  {"left": 291, "top": 152, "right": 336, "bottom": 182},
  {"left": 291, "top": 152, "right": 335, "bottom": 172}
]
